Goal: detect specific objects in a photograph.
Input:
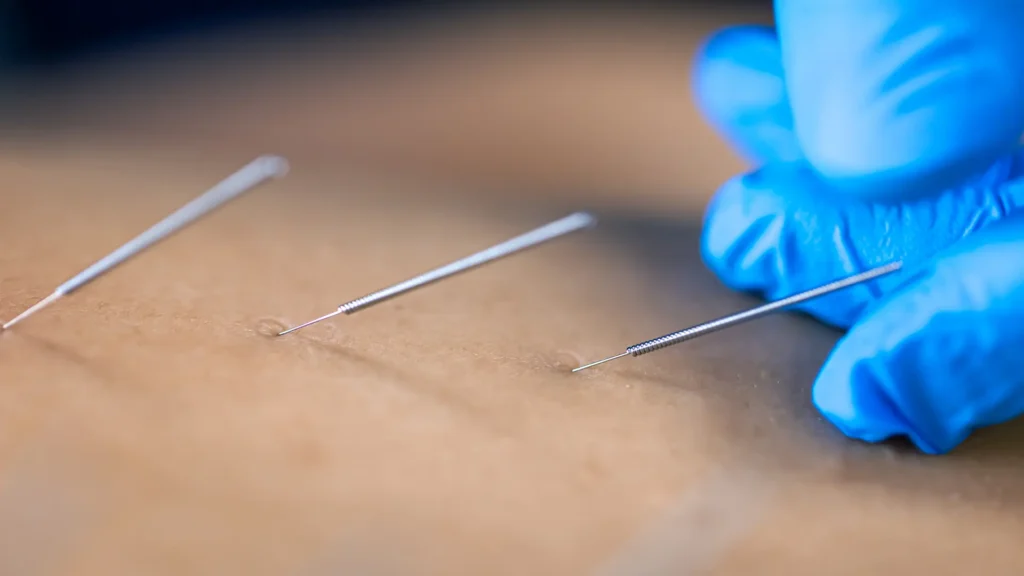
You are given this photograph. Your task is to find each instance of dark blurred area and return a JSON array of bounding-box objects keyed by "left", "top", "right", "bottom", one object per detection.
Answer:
[
  {"left": 2, "top": 0, "right": 396, "bottom": 64},
  {"left": 0, "top": 0, "right": 773, "bottom": 216},
  {"left": 0, "top": 0, "right": 769, "bottom": 65}
]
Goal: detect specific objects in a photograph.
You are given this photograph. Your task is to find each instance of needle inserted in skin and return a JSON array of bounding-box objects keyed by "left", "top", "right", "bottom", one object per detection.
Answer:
[
  {"left": 2, "top": 155, "right": 289, "bottom": 332},
  {"left": 277, "top": 310, "right": 343, "bottom": 337},
  {"left": 573, "top": 261, "right": 904, "bottom": 373},
  {"left": 278, "top": 211, "right": 598, "bottom": 336},
  {"left": 572, "top": 352, "right": 630, "bottom": 373}
]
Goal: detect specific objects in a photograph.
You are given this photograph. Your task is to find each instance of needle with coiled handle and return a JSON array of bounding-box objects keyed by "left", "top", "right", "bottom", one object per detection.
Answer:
[{"left": 573, "top": 261, "right": 904, "bottom": 373}]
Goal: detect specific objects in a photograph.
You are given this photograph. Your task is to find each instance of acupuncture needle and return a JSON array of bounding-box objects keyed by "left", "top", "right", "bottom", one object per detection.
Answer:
[
  {"left": 278, "top": 211, "right": 597, "bottom": 336},
  {"left": 573, "top": 261, "right": 904, "bottom": 373},
  {"left": 1, "top": 155, "right": 290, "bottom": 331}
]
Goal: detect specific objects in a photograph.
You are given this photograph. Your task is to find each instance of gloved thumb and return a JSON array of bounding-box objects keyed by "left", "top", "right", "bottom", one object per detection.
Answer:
[
  {"left": 776, "top": 0, "right": 1024, "bottom": 201},
  {"left": 692, "top": 25, "right": 802, "bottom": 166}
]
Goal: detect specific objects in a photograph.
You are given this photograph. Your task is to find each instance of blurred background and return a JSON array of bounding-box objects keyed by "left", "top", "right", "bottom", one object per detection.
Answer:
[
  {"left": 0, "top": 0, "right": 771, "bottom": 215},
  {"left": 0, "top": 1, "right": 769, "bottom": 64}
]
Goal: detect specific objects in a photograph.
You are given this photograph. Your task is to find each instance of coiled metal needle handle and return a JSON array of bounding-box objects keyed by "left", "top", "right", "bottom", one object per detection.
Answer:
[{"left": 573, "top": 261, "right": 903, "bottom": 373}]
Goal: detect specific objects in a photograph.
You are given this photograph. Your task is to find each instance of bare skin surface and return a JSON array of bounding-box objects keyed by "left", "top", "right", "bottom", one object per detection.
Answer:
[{"left": 1, "top": 7, "right": 1023, "bottom": 575}]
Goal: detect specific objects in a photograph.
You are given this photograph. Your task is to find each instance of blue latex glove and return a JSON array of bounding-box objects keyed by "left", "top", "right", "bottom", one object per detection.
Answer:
[{"left": 692, "top": 1, "right": 1024, "bottom": 454}]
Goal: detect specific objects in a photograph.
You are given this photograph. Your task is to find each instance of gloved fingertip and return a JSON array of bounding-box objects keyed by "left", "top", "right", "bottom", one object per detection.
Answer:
[
  {"left": 699, "top": 169, "right": 783, "bottom": 293},
  {"left": 809, "top": 270, "right": 951, "bottom": 450},
  {"left": 813, "top": 354, "right": 953, "bottom": 455},
  {"left": 693, "top": 25, "right": 781, "bottom": 105},
  {"left": 813, "top": 237, "right": 1024, "bottom": 454},
  {"left": 779, "top": 1, "right": 1024, "bottom": 201},
  {"left": 692, "top": 26, "right": 801, "bottom": 165},
  {"left": 813, "top": 346, "right": 909, "bottom": 445}
]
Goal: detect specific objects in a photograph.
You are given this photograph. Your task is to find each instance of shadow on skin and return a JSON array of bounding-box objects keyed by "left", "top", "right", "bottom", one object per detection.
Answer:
[
  {"left": 278, "top": 331, "right": 523, "bottom": 438},
  {"left": 593, "top": 210, "right": 1024, "bottom": 508},
  {"left": 16, "top": 332, "right": 133, "bottom": 392}
]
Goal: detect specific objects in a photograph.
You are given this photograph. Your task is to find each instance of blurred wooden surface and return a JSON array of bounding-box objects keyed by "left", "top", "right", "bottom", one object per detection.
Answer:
[{"left": 0, "top": 6, "right": 1022, "bottom": 575}]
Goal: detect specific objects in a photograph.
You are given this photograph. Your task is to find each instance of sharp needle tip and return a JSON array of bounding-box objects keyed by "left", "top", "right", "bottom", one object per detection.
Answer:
[
  {"left": 1, "top": 292, "right": 62, "bottom": 332},
  {"left": 572, "top": 352, "right": 630, "bottom": 373},
  {"left": 277, "top": 310, "right": 342, "bottom": 336}
]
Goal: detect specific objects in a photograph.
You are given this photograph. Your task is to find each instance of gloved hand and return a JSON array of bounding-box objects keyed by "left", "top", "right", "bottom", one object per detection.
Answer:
[{"left": 691, "top": 1, "right": 1024, "bottom": 454}]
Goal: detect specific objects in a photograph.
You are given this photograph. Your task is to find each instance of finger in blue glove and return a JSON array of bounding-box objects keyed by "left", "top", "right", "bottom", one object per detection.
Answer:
[
  {"left": 816, "top": 211, "right": 1024, "bottom": 454},
  {"left": 691, "top": 6, "right": 1024, "bottom": 453},
  {"left": 699, "top": 2, "right": 1024, "bottom": 202},
  {"left": 700, "top": 149, "right": 1024, "bottom": 453},
  {"left": 691, "top": 3, "right": 1024, "bottom": 452},
  {"left": 692, "top": 25, "right": 801, "bottom": 166},
  {"left": 775, "top": 0, "right": 1024, "bottom": 200}
]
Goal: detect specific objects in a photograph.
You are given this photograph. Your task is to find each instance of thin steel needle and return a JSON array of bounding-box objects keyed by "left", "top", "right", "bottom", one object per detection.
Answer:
[
  {"left": 573, "top": 261, "right": 904, "bottom": 373},
  {"left": 2, "top": 155, "right": 289, "bottom": 332},
  {"left": 278, "top": 211, "right": 598, "bottom": 336},
  {"left": 572, "top": 352, "right": 630, "bottom": 373},
  {"left": 277, "top": 310, "right": 343, "bottom": 337}
]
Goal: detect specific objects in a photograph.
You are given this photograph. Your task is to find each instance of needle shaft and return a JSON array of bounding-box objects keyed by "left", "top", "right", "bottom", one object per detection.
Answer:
[
  {"left": 278, "top": 211, "right": 598, "bottom": 336},
  {"left": 2, "top": 155, "right": 289, "bottom": 331},
  {"left": 277, "top": 310, "right": 342, "bottom": 337},
  {"left": 571, "top": 352, "right": 629, "bottom": 373},
  {"left": 573, "top": 261, "right": 903, "bottom": 373}
]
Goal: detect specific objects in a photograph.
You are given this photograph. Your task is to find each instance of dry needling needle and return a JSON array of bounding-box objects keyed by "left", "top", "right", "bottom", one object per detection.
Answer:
[
  {"left": 278, "top": 211, "right": 597, "bottom": 336},
  {"left": 573, "top": 261, "right": 904, "bottom": 373},
  {"left": 2, "top": 155, "right": 289, "bottom": 331}
]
